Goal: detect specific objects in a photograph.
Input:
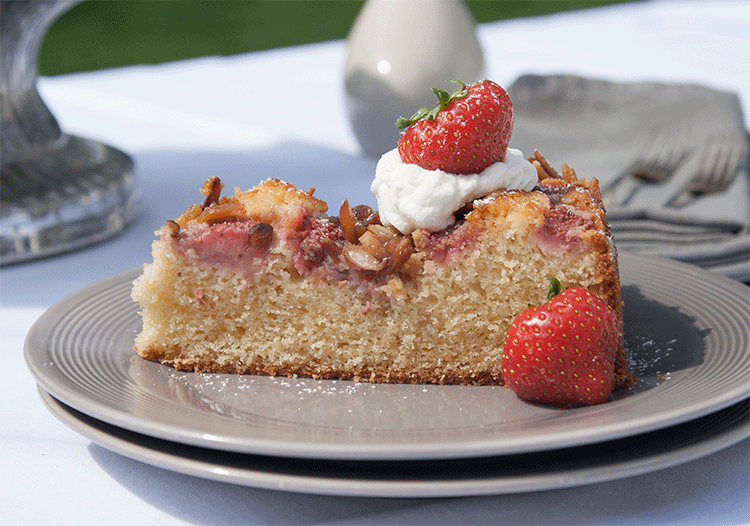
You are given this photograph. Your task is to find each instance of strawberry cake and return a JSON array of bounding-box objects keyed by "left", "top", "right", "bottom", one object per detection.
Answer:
[{"left": 132, "top": 80, "right": 634, "bottom": 404}]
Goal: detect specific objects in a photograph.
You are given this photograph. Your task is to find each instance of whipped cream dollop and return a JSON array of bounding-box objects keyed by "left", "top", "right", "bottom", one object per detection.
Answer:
[{"left": 371, "top": 148, "right": 538, "bottom": 234}]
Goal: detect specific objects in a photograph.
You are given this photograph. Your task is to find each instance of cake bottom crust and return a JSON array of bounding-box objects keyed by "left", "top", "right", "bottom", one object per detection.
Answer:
[{"left": 137, "top": 346, "right": 504, "bottom": 386}]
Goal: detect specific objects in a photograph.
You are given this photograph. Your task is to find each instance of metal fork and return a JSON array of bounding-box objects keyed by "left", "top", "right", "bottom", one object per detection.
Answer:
[
  {"left": 603, "top": 130, "right": 692, "bottom": 207},
  {"left": 667, "top": 134, "right": 749, "bottom": 208}
]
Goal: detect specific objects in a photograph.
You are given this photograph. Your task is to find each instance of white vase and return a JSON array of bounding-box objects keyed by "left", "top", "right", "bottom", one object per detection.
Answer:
[{"left": 344, "top": 0, "right": 484, "bottom": 157}]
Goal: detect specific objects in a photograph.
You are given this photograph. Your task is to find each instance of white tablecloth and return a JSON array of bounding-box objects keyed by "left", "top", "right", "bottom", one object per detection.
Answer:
[{"left": 3, "top": 1, "right": 749, "bottom": 524}]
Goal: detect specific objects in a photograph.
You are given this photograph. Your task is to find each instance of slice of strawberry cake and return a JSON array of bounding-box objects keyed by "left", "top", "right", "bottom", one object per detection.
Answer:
[{"left": 132, "top": 80, "right": 634, "bottom": 405}]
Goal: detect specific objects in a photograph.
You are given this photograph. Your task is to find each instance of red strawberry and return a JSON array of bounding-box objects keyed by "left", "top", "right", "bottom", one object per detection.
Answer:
[
  {"left": 396, "top": 79, "right": 514, "bottom": 175},
  {"left": 501, "top": 278, "right": 618, "bottom": 406}
]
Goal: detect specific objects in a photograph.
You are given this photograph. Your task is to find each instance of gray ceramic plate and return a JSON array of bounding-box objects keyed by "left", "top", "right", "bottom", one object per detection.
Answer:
[
  {"left": 38, "top": 388, "right": 749, "bottom": 497},
  {"left": 25, "top": 253, "right": 750, "bottom": 460}
]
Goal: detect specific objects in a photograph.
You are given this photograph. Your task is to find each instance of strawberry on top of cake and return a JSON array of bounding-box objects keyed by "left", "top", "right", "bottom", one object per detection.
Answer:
[{"left": 372, "top": 79, "right": 538, "bottom": 234}]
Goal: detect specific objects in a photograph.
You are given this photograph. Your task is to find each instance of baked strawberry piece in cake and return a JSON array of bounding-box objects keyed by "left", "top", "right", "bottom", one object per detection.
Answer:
[{"left": 132, "top": 79, "right": 634, "bottom": 404}]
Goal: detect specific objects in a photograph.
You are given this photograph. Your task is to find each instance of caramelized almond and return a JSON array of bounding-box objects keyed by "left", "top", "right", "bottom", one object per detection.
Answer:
[
  {"left": 200, "top": 176, "right": 224, "bottom": 207},
  {"left": 532, "top": 150, "right": 561, "bottom": 180},
  {"left": 196, "top": 201, "right": 246, "bottom": 224},
  {"left": 351, "top": 204, "right": 375, "bottom": 222},
  {"left": 531, "top": 160, "right": 549, "bottom": 181},
  {"left": 411, "top": 228, "right": 431, "bottom": 250},
  {"left": 343, "top": 243, "right": 385, "bottom": 271},
  {"left": 402, "top": 253, "right": 424, "bottom": 275},
  {"left": 561, "top": 163, "right": 577, "bottom": 183},
  {"left": 367, "top": 224, "right": 399, "bottom": 239},
  {"left": 175, "top": 204, "right": 203, "bottom": 228},
  {"left": 358, "top": 230, "right": 390, "bottom": 260},
  {"left": 383, "top": 236, "right": 414, "bottom": 273},
  {"left": 354, "top": 223, "right": 368, "bottom": 239},
  {"left": 165, "top": 219, "right": 180, "bottom": 237},
  {"left": 249, "top": 222, "right": 273, "bottom": 251},
  {"left": 339, "top": 199, "right": 358, "bottom": 244},
  {"left": 588, "top": 177, "right": 602, "bottom": 201},
  {"left": 369, "top": 211, "right": 382, "bottom": 226}
]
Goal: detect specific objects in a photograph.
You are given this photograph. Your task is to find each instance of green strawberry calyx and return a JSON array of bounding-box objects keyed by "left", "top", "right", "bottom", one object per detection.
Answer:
[
  {"left": 546, "top": 277, "right": 562, "bottom": 300},
  {"left": 395, "top": 79, "right": 469, "bottom": 130},
  {"left": 526, "top": 277, "right": 562, "bottom": 308}
]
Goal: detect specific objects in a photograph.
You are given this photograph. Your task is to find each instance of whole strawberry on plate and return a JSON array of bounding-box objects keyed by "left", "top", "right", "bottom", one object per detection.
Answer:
[
  {"left": 502, "top": 278, "right": 619, "bottom": 406},
  {"left": 396, "top": 79, "right": 514, "bottom": 175}
]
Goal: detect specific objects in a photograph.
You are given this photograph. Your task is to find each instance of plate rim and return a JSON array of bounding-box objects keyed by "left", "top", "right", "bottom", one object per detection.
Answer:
[
  {"left": 37, "top": 388, "right": 750, "bottom": 498},
  {"left": 25, "top": 252, "right": 750, "bottom": 460}
]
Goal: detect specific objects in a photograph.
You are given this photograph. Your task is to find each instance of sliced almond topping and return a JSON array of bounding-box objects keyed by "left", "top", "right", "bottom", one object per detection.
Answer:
[
  {"left": 531, "top": 160, "right": 551, "bottom": 181},
  {"left": 358, "top": 230, "right": 390, "bottom": 260},
  {"left": 382, "top": 236, "right": 414, "bottom": 273},
  {"left": 175, "top": 204, "right": 203, "bottom": 228},
  {"left": 354, "top": 222, "right": 368, "bottom": 239},
  {"left": 196, "top": 201, "right": 246, "bottom": 224},
  {"left": 591, "top": 178, "right": 602, "bottom": 200},
  {"left": 356, "top": 223, "right": 415, "bottom": 273},
  {"left": 411, "top": 228, "right": 431, "bottom": 250},
  {"left": 339, "top": 199, "right": 358, "bottom": 244},
  {"left": 165, "top": 219, "right": 181, "bottom": 237},
  {"left": 343, "top": 243, "right": 385, "bottom": 271},
  {"left": 561, "top": 163, "right": 577, "bottom": 183},
  {"left": 367, "top": 223, "right": 399, "bottom": 239},
  {"left": 402, "top": 252, "right": 424, "bottom": 275},
  {"left": 200, "top": 176, "right": 223, "bottom": 207},
  {"left": 369, "top": 211, "right": 382, "bottom": 227},
  {"left": 532, "top": 150, "right": 561, "bottom": 180}
]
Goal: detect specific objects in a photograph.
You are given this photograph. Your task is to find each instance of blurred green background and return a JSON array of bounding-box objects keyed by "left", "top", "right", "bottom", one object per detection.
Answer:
[{"left": 39, "top": 0, "right": 637, "bottom": 76}]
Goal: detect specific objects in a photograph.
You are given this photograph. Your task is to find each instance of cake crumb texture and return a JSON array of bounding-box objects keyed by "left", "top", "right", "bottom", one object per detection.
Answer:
[{"left": 132, "top": 173, "right": 630, "bottom": 387}]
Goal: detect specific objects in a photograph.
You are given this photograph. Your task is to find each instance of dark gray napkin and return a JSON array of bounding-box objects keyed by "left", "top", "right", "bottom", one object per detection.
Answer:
[{"left": 508, "top": 74, "right": 749, "bottom": 282}]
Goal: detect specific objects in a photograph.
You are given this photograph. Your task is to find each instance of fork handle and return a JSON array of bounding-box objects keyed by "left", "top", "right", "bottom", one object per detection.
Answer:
[
  {"left": 605, "top": 174, "right": 643, "bottom": 207},
  {"left": 666, "top": 190, "right": 694, "bottom": 209}
]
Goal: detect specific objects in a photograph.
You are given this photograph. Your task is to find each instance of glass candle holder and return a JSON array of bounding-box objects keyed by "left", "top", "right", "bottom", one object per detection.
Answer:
[{"left": 1, "top": 0, "right": 138, "bottom": 265}]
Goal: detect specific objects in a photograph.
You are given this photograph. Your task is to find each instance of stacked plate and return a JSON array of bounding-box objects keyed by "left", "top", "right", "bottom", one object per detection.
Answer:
[{"left": 25, "top": 253, "right": 750, "bottom": 498}]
